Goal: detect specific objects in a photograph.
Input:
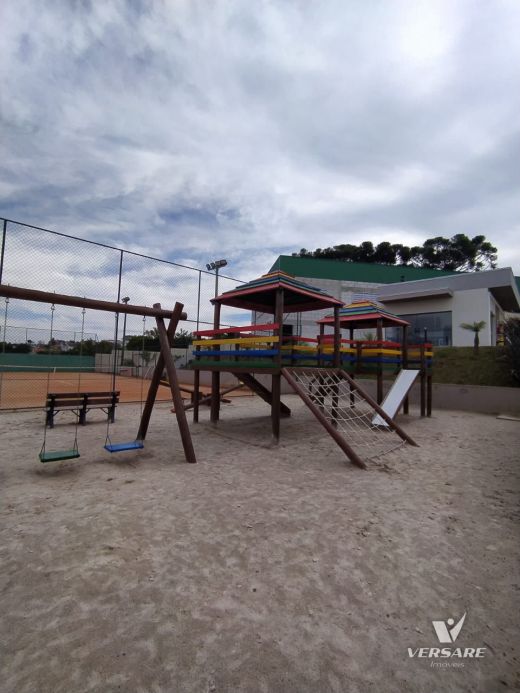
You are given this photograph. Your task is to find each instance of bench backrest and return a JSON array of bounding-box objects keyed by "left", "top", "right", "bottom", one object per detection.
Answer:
[{"left": 46, "top": 391, "right": 120, "bottom": 407}]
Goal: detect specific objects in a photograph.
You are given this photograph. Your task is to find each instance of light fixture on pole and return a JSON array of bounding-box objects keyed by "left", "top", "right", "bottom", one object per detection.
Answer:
[
  {"left": 120, "top": 296, "right": 130, "bottom": 367},
  {"left": 206, "top": 259, "right": 228, "bottom": 297}
]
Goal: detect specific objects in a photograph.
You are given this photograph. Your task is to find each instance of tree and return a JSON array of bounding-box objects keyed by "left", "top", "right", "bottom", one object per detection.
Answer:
[
  {"left": 126, "top": 328, "right": 160, "bottom": 351},
  {"left": 373, "top": 242, "right": 396, "bottom": 265},
  {"left": 460, "top": 320, "right": 486, "bottom": 355},
  {"left": 355, "top": 241, "right": 375, "bottom": 263},
  {"left": 173, "top": 329, "right": 193, "bottom": 348},
  {"left": 421, "top": 235, "right": 497, "bottom": 271},
  {"left": 0, "top": 342, "right": 32, "bottom": 353},
  {"left": 292, "top": 234, "right": 497, "bottom": 272},
  {"left": 96, "top": 340, "right": 114, "bottom": 354},
  {"left": 450, "top": 234, "right": 497, "bottom": 271},
  {"left": 125, "top": 327, "right": 192, "bottom": 351},
  {"left": 68, "top": 339, "right": 112, "bottom": 355}
]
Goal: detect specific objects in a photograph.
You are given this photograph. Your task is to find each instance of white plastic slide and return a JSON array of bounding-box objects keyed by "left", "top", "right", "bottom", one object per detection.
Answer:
[{"left": 372, "top": 369, "right": 419, "bottom": 426}]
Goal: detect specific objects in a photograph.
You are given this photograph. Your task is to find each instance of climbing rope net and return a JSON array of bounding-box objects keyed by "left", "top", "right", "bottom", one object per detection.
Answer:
[{"left": 287, "top": 368, "right": 406, "bottom": 463}]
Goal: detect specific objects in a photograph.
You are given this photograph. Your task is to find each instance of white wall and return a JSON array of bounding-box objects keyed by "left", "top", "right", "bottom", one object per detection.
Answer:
[
  {"left": 369, "top": 290, "right": 496, "bottom": 347},
  {"left": 253, "top": 274, "right": 504, "bottom": 347},
  {"left": 452, "top": 289, "right": 491, "bottom": 346}
]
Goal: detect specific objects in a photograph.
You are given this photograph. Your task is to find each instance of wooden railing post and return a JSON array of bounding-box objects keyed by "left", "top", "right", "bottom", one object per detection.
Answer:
[
  {"left": 210, "top": 301, "right": 221, "bottom": 424},
  {"left": 420, "top": 343, "right": 426, "bottom": 417}
]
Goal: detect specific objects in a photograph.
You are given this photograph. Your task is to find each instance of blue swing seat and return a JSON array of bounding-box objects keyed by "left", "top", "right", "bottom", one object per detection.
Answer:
[{"left": 104, "top": 440, "right": 144, "bottom": 453}]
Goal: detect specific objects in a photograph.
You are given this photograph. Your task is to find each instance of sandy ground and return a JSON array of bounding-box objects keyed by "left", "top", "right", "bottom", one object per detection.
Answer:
[{"left": 1, "top": 395, "right": 519, "bottom": 693}]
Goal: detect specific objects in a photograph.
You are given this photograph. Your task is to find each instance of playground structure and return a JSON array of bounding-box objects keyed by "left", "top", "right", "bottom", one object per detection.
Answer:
[
  {"left": 0, "top": 272, "right": 431, "bottom": 469},
  {"left": 0, "top": 283, "right": 197, "bottom": 464},
  {"left": 191, "top": 271, "right": 423, "bottom": 468},
  {"left": 317, "top": 299, "right": 433, "bottom": 417}
]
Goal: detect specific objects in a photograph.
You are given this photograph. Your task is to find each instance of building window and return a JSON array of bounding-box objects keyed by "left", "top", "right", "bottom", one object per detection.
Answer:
[{"left": 387, "top": 311, "right": 452, "bottom": 346}]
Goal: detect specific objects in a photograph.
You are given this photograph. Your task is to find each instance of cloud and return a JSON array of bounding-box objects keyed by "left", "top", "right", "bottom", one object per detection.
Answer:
[{"left": 1, "top": 0, "right": 519, "bottom": 290}]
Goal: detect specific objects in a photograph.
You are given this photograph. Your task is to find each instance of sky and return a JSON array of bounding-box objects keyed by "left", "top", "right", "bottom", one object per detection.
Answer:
[{"left": 1, "top": 0, "right": 520, "bottom": 285}]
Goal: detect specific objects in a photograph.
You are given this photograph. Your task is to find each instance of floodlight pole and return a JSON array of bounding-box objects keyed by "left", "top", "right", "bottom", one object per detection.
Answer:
[
  {"left": 2, "top": 297, "right": 8, "bottom": 353},
  {"left": 120, "top": 296, "right": 130, "bottom": 366},
  {"left": 215, "top": 266, "right": 220, "bottom": 298},
  {"left": 206, "top": 259, "right": 228, "bottom": 298}
]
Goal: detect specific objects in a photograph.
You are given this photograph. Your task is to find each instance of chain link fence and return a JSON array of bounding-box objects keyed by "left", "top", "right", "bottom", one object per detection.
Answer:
[{"left": 0, "top": 217, "right": 245, "bottom": 409}]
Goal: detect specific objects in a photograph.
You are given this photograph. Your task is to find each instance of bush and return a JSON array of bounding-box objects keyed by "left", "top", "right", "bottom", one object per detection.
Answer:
[
  {"left": 503, "top": 318, "right": 520, "bottom": 384},
  {"left": 0, "top": 342, "right": 32, "bottom": 353}
]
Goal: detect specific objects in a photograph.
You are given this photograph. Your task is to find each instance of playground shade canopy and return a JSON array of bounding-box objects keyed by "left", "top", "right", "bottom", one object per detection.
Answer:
[
  {"left": 212, "top": 271, "right": 344, "bottom": 313},
  {"left": 318, "top": 300, "right": 410, "bottom": 329}
]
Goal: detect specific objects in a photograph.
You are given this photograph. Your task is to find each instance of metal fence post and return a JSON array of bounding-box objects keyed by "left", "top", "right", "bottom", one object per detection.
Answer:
[
  {"left": 196, "top": 269, "right": 202, "bottom": 332},
  {"left": 0, "top": 219, "right": 7, "bottom": 284},
  {"left": 110, "top": 250, "right": 124, "bottom": 389}
]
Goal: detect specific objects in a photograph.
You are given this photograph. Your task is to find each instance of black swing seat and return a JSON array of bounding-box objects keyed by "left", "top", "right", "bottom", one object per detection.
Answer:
[
  {"left": 104, "top": 440, "right": 144, "bottom": 453},
  {"left": 39, "top": 449, "right": 81, "bottom": 463}
]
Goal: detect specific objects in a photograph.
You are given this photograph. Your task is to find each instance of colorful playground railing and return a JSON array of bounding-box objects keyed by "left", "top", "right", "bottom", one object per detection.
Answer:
[
  {"left": 192, "top": 325, "right": 433, "bottom": 371},
  {"left": 192, "top": 323, "right": 281, "bottom": 368}
]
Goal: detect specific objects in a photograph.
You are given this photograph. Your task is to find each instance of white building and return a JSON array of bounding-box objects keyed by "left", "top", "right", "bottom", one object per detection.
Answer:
[
  {"left": 377, "top": 268, "right": 520, "bottom": 346},
  {"left": 258, "top": 257, "right": 520, "bottom": 346}
]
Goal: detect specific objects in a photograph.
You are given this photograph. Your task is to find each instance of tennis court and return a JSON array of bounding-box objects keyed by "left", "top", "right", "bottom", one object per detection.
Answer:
[
  {"left": 0, "top": 369, "right": 253, "bottom": 410},
  {"left": 0, "top": 370, "right": 172, "bottom": 410}
]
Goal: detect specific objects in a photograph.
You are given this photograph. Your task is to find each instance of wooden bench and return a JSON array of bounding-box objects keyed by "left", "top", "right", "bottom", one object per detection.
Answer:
[{"left": 45, "top": 391, "right": 120, "bottom": 428}]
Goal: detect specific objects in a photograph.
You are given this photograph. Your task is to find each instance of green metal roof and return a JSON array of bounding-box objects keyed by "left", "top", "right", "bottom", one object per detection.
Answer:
[{"left": 270, "top": 255, "right": 461, "bottom": 284}]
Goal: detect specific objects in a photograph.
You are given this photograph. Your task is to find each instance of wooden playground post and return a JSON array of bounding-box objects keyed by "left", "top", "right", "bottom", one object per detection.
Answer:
[
  {"left": 331, "top": 305, "right": 341, "bottom": 424},
  {"left": 333, "top": 306, "right": 341, "bottom": 368},
  {"left": 234, "top": 332, "right": 240, "bottom": 363},
  {"left": 376, "top": 317, "right": 383, "bottom": 404},
  {"left": 154, "top": 308, "right": 197, "bottom": 464},
  {"left": 271, "top": 287, "right": 284, "bottom": 442},
  {"left": 136, "top": 302, "right": 185, "bottom": 442},
  {"left": 318, "top": 323, "right": 324, "bottom": 368},
  {"left": 402, "top": 325, "right": 409, "bottom": 415},
  {"left": 210, "top": 301, "right": 221, "bottom": 424},
  {"left": 426, "top": 344, "right": 433, "bottom": 416},
  {"left": 355, "top": 340, "right": 362, "bottom": 374},
  {"left": 420, "top": 343, "right": 426, "bottom": 417},
  {"left": 193, "top": 366, "right": 200, "bottom": 423},
  {"left": 349, "top": 327, "right": 355, "bottom": 408}
]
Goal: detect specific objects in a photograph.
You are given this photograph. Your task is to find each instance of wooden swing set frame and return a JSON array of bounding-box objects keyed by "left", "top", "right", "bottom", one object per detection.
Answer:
[{"left": 0, "top": 284, "right": 197, "bottom": 464}]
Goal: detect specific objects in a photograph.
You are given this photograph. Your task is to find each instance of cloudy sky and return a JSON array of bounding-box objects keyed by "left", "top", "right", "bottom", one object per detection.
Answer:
[{"left": 1, "top": 0, "right": 520, "bottom": 282}]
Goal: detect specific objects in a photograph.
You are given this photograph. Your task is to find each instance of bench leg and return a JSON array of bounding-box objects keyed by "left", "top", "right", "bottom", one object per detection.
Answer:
[
  {"left": 46, "top": 409, "right": 54, "bottom": 429},
  {"left": 79, "top": 406, "right": 87, "bottom": 425}
]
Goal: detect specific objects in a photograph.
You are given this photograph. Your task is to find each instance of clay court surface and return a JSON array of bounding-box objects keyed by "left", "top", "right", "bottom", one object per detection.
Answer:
[
  {"left": 0, "top": 371, "right": 250, "bottom": 410},
  {"left": 1, "top": 396, "right": 519, "bottom": 692}
]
